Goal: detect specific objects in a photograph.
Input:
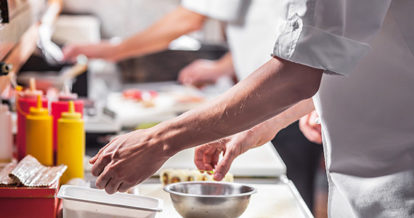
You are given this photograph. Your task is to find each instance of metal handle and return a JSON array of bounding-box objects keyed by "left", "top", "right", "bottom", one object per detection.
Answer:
[{"left": 0, "top": 62, "right": 12, "bottom": 76}]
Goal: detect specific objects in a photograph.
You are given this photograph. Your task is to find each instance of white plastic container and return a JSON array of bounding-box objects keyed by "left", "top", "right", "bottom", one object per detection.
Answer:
[
  {"left": 0, "top": 104, "right": 13, "bottom": 163},
  {"left": 57, "top": 185, "right": 162, "bottom": 218}
]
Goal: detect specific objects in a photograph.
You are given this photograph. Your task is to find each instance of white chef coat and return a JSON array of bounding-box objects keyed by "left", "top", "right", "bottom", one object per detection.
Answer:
[
  {"left": 182, "top": 0, "right": 280, "bottom": 80},
  {"left": 182, "top": 0, "right": 414, "bottom": 217}
]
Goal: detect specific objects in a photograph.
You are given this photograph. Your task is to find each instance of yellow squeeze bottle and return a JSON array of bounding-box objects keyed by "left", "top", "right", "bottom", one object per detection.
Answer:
[
  {"left": 57, "top": 101, "right": 85, "bottom": 184},
  {"left": 26, "top": 95, "right": 53, "bottom": 166}
]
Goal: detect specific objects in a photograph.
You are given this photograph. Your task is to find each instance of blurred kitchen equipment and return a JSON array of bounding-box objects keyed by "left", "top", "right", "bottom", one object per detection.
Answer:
[
  {"left": 0, "top": 62, "right": 13, "bottom": 94},
  {"left": 0, "top": 0, "right": 10, "bottom": 23},
  {"left": 57, "top": 185, "right": 163, "bottom": 218},
  {"left": 0, "top": 104, "right": 12, "bottom": 163},
  {"left": 25, "top": 95, "right": 53, "bottom": 166},
  {"left": 59, "top": 55, "right": 88, "bottom": 87},
  {"left": 38, "top": 24, "right": 63, "bottom": 65},
  {"left": 57, "top": 101, "right": 85, "bottom": 184},
  {"left": 37, "top": 0, "right": 63, "bottom": 66},
  {"left": 164, "top": 182, "right": 256, "bottom": 218}
]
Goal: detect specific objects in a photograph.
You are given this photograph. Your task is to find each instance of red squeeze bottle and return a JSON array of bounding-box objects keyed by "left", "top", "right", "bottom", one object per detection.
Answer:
[
  {"left": 51, "top": 87, "right": 83, "bottom": 165},
  {"left": 16, "top": 78, "right": 48, "bottom": 161}
]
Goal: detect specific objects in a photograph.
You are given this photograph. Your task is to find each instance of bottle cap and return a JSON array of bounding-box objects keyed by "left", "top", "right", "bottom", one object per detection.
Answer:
[
  {"left": 58, "top": 84, "right": 78, "bottom": 101},
  {"left": 61, "top": 101, "right": 81, "bottom": 120},
  {"left": 29, "top": 95, "right": 49, "bottom": 116},
  {"left": 23, "top": 78, "right": 43, "bottom": 97}
]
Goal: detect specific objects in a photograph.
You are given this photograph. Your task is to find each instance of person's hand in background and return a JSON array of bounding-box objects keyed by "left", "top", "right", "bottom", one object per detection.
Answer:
[
  {"left": 62, "top": 41, "right": 121, "bottom": 62},
  {"left": 178, "top": 52, "right": 235, "bottom": 87},
  {"left": 299, "top": 110, "right": 322, "bottom": 144}
]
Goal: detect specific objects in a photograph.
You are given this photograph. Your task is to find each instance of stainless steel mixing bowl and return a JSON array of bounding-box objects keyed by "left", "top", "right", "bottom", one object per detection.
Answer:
[{"left": 164, "top": 182, "right": 256, "bottom": 218}]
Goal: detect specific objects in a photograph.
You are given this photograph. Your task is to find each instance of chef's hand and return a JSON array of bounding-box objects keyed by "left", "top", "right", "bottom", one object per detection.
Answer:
[
  {"left": 89, "top": 129, "right": 170, "bottom": 194},
  {"left": 194, "top": 124, "right": 277, "bottom": 181},
  {"left": 178, "top": 59, "right": 223, "bottom": 87},
  {"left": 63, "top": 41, "right": 121, "bottom": 62},
  {"left": 299, "top": 111, "right": 322, "bottom": 144}
]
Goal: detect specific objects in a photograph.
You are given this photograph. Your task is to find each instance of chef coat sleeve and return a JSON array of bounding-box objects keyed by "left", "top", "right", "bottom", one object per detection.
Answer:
[
  {"left": 272, "top": 0, "right": 392, "bottom": 76},
  {"left": 181, "top": 0, "right": 245, "bottom": 22}
]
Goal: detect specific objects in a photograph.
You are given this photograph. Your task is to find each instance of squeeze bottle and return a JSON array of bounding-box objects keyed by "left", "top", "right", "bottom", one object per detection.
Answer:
[
  {"left": 0, "top": 104, "right": 13, "bottom": 163},
  {"left": 51, "top": 87, "right": 83, "bottom": 164},
  {"left": 16, "top": 78, "right": 48, "bottom": 160},
  {"left": 57, "top": 101, "right": 84, "bottom": 184},
  {"left": 26, "top": 95, "right": 53, "bottom": 166}
]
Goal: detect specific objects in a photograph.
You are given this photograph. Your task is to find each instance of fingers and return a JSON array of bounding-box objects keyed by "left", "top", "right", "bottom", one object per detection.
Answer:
[
  {"left": 105, "top": 178, "right": 121, "bottom": 195},
  {"left": 91, "top": 154, "right": 112, "bottom": 177},
  {"left": 118, "top": 182, "right": 132, "bottom": 193},
  {"left": 202, "top": 146, "right": 219, "bottom": 170},
  {"left": 214, "top": 149, "right": 236, "bottom": 181},
  {"left": 90, "top": 138, "right": 118, "bottom": 164},
  {"left": 194, "top": 146, "right": 214, "bottom": 171},
  {"left": 211, "top": 149, "right": 221, "bottom": 169},
  {"left": 95, "top": 167, "right": 112, "bottom": 189},
  {"left": 194, "top": 146, "right": 208, "bottom": 170},
  {"left": 194, "top": 141, "right": 225, "bottom": 172}
]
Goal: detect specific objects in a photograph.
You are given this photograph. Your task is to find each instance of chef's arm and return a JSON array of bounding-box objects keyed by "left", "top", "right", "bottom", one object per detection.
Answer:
[
  {"left": 244, "top": 98, "right": 315, "bottom": 148},
  {"left": 194, "top": 98, "right": 315, "bottom": 180},
  {"left": 157, "top": 56, "right": 323, "bottom": 155},
  {"left": 178, "top": 52, "right": 236, "bottom": 86},
  {"left": 63, "top": 7, "right": 206, "bottom": 61},
  {"left": 114, "top": 7, "right": 206, "bottom": 61}
]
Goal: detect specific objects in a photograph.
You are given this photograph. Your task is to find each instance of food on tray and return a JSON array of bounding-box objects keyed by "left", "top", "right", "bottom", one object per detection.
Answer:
[
  {"left": 1, "top": 155, "right": 67, "bottom": 187},
  {"left": 174, "top": 94, "right": 204, "bottom": 104},
  {"left": 160, "top": 169, "right": 234, "bottom": 186},
  {"left": 122, "top": 89, "right": 158, "bottom": 101},
  {"left": 123, "top": 89, "right": 158, "bottom": 108}
]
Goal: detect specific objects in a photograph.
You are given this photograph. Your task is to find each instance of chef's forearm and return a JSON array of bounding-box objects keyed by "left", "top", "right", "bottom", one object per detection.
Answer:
[
  {"left": 245, "top": 98, "right": 316, "bottom": 147},
  {"left": 113, "top": 7, "right": 206, "bottom": 61},
  {"left": 156, "top": 57, "right": 323, "bottom": 155}
]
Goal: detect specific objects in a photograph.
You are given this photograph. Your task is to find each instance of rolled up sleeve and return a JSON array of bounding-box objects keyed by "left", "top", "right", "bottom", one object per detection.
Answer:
[{"left": 272, "top": 0, "right": 392, "bottom": 76}]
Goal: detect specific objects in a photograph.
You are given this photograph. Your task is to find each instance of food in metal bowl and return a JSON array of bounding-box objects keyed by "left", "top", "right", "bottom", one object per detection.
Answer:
[{"left": 164, "top": 182, "right": 256, "bottom": 218}]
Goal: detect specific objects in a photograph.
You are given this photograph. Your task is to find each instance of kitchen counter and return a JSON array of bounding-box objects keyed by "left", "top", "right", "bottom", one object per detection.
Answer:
[{"left": 139, "top": 177, "right": 312, "bottom": 218}]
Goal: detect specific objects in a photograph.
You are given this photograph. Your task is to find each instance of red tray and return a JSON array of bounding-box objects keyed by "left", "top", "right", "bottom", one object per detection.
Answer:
[{"left": 0, "top": 182, "right": 59, "bottom": 218}]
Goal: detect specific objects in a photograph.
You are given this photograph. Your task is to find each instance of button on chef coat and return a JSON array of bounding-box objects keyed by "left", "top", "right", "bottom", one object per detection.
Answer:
[{"left": 182, "top": 0, "right": 414, "bottom": 217}]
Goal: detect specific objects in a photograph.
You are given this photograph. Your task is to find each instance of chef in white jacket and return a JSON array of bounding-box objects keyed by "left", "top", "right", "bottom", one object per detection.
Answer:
[
  {"left": 188, "top": 0, "right": 414, "bottom": 217},
  {"left": 87, "top": 1, "right": 414, "bottom": 217}
]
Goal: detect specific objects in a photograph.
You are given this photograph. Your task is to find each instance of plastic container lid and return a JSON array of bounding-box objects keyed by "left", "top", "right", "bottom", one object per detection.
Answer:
[{"left": 57, "top": 185, "right": 163, "bottom": 212}]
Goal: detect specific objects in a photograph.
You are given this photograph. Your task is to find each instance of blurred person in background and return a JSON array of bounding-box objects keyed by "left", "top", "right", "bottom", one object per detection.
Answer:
[{"left": 64, "top": 1, "right": 323, "bottom": 210}]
